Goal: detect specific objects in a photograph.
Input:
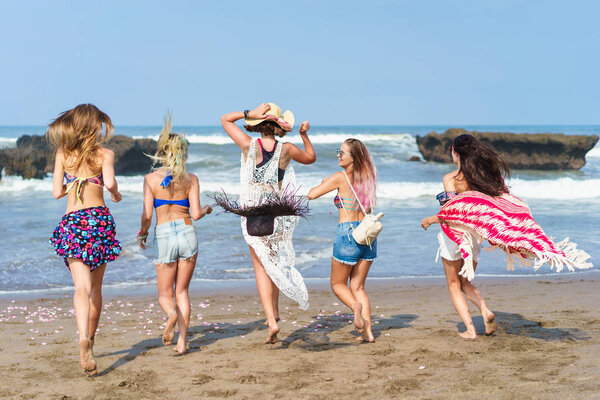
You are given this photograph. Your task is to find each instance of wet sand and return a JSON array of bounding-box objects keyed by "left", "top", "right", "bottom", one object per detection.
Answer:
[{"left": 0, "top": 273, "right": 599, "bottom": 399}]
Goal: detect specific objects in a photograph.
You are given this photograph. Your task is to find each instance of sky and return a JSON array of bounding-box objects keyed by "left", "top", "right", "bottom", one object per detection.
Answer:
[{"left": 0, "top": 0, "right": 598, "bottom": 126}]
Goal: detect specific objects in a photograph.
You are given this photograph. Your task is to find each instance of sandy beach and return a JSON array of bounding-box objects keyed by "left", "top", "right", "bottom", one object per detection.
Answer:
[{"left": 0, "top": 273, "right": 599, "bottom": 399}]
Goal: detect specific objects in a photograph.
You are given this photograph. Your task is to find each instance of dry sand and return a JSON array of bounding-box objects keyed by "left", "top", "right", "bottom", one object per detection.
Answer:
[{"left": 0, "top": 273, "right": 599, "bottom": 399}]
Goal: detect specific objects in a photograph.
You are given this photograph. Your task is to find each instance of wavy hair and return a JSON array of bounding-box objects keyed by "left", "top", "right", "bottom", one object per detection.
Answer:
[
  {"left": 47, "top": 104, "right": 113, "bottom": 171},
  {"left": 345, "top": 138, "right": 377, "bottom": 212},
  {"left": 244, "top": 121, "right": 287, "bottom": 138},
  {"left": 147, "top": 112, "right": 190, "bottom": 187},
  {"left": 452, "top": 134, "right": 510, "bottom": 196}
]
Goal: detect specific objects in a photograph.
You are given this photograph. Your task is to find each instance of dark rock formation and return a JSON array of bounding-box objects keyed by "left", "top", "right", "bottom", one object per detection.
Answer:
[
  {"left": 0, "top": 135, "right": 157, "bottom": 180},
  {"left": 416, "top": 129, "right": 599, "bottom": 170}
]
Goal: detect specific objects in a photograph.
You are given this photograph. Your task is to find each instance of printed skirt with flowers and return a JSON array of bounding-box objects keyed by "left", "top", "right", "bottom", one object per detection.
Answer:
[{"left": 50, "top": 206, "right": 121, "bottom": 271}]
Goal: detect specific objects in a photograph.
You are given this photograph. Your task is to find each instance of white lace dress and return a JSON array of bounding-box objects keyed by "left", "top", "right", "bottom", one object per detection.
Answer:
[{"left": 240, "top": 138, "right": 309, "bottom": 310}]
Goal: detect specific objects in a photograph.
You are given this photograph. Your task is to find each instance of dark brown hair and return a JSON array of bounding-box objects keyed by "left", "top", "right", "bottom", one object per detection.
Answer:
[
  {"left": 452, "top": 134, "right": 510, "bottom": 197},
  {"left": 244, "top": 121, "right": 287, "bottom": 138}
]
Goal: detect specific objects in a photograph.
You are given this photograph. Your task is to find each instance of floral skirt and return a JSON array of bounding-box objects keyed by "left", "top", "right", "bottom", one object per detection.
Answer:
[{"left": 50, "top": 206, "right": 121, "bottom": 271}]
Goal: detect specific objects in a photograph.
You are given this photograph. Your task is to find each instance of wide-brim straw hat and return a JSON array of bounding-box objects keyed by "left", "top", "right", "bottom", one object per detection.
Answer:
[{"left": 244, "top": 102, "right": 295, "bottom": 132}]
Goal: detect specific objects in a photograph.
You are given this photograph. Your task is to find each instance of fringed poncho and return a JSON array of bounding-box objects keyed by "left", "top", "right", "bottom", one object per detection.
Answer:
[{"left": 437, "top": 191, "right": 592, "bottom": 281}]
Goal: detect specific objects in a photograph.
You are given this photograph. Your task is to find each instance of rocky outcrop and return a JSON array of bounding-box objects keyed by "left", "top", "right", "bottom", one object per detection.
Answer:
[
  {"left": 0, "top": 135, "right": 157, "bottom": 180},
  {"left": 416, "top": 129, "right": 599, "bottom": 170}
]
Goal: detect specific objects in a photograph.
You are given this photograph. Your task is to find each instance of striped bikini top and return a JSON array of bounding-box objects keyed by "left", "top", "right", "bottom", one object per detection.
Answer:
[
  {"left": 153, "top": 172, "right": 190, "bottom": 208},
  {"left": 334, "top": 193, "right": 360, "bottom": 211},
  {"left": 64, "top": 172, "right": 104, "bottom": 203}
]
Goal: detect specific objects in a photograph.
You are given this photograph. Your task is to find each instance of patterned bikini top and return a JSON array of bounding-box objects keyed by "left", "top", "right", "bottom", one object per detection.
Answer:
[
  {"left": 334, "top": 193, "right": 360, "bottom": 211},
  {"left": 64, "top": 172, "right": 104, "bottom": 203},
  {"left": 436, "top": 191, "right": 458, "bottom": 206}
]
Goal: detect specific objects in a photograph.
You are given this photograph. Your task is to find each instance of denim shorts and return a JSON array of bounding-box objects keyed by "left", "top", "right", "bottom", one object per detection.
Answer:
[
  {"left": 153, "top": 219, "right": 198, "bottom": 265},
  {"left": 332, "top": 221, "right": 377, "bottom": 265}
]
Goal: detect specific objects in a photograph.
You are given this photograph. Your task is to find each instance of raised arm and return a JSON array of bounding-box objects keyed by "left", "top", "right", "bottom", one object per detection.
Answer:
[
  {"left": 220, "top": 103, "right": 271, "bottom": 149},
  {"left": 52, "top": 149, "right": 67, "bottom": 199},
  {"left": 101, "top": 148, "right": 121, "bottom": 203},
  {"left": 307, "top": 171, "right": 342, "bottom": 200},
  {"left": 138, "top": 175, "right": 154, "bottom": 249},
  {"left": 285, "top": 121, "right": 316, "bottom": 165},
  {"left": 188, "top": 174, "right": 212, "bottom": 221}
]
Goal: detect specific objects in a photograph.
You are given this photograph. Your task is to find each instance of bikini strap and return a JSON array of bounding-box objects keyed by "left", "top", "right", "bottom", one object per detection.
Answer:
[
  {"left": 64, "top": 172, "right": 102, "bottom": 204},
  {"left": 342, "top": 171, "right": 368, "bottom": 215}
]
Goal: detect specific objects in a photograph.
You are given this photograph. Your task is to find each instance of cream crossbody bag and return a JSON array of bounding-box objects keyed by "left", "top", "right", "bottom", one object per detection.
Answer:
[{"left": 340, "top": 171, "right": 384, "bottom": 246}]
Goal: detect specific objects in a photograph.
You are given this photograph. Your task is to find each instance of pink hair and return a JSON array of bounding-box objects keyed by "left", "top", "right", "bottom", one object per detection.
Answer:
[{"left": 345, "top": 138, "right": 377, "bottom": 212}]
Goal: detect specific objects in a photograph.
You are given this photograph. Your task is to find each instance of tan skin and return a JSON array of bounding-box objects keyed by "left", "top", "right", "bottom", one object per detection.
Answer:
[
  {"left": 221, "top": 103, "right": 316, "bottom": 344},
  {"left": 138, "top": 169, "right": 211, "bottom": 354},
  {"left": 307, "top": 142, "right": 375, "bottom": 342},
  {"left": 420, "top": 147, "right": 496, "bottom": 339},
  {"left": 52, "top": 147, "right": 121, "bottom": 376}
]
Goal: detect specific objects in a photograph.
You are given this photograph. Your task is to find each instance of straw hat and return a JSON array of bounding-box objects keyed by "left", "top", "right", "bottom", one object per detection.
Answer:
[{"left": 244, "top": 102, "right": 295, "bottom": 132}]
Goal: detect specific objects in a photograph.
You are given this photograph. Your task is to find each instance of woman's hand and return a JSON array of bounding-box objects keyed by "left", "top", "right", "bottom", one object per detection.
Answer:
[
  {"left": 138, "top": 237, "right": 147, "bottom": 249},
  {"left": 111, "top": 191, "right": 122, "bottom": 203},
  {"left": 421, "top": 216, "right": 439, "bottom": 230},
  {"left": 299, "top": 121, "right": 310, "bottom": 135},
  {"left": 248, "top": 103, "right": 270, "bottom": 119},
  {"left": 203, "top": 205, "right": 213, "bottom": 215}
]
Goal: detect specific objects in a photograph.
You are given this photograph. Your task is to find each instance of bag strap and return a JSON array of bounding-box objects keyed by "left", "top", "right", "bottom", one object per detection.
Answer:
[{"left": 342, "top": 171, "right": 369, "bottom": 215}]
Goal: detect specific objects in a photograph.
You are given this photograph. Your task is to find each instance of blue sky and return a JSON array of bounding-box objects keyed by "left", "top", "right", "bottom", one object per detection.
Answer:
[{"left": 0, "top": 0, "right": 598, "bottom": 125}]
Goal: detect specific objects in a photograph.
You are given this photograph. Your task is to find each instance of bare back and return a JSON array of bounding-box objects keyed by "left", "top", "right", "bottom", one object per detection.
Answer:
[
  {"left": 60, "top": 148, "right": 107, "bottom": 213},
  {"left": 146, "top": 170, "right": 193, "bottom": 225}
]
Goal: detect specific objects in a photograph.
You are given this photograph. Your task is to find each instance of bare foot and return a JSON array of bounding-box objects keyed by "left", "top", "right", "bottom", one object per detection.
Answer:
[
  {"left": 162, "top": 311, "right": 177, "bottom": 345},
  {"left": 175, "top": 337, "right": 188, "bottom": 355},
  {"left": 79, "top": 338, "right": 97, "bottom": 376},
  {"left": 458, "top": 331, "right": 477, "bottom": 340},
  {"left": 356, "top": 324, "right": 375, "bottom": 343},
  {"left": 263, "top": 317, "right": 280, "bottom": 326},
  {"left": 264, "top": 323, "right": 279, "bottom": 344},
  {"left": 484, "top": 312, "right": 496, "bottom": 335},
  {"left": 353, "top": 303, "right": 365, "bottom": 332}
]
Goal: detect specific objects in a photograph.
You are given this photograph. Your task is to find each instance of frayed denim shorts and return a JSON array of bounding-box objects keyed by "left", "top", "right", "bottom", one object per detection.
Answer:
[
  {"left": 153, "top": 219, "right": 198, "bottom": 265},
  {"left": 332, "top": 221, "right": 377, "bottom": 266}
]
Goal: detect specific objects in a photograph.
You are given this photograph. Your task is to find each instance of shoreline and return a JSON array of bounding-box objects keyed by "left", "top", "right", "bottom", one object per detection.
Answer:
[{"left": 1, "top": 269, "right": 598, "bottom": 300}]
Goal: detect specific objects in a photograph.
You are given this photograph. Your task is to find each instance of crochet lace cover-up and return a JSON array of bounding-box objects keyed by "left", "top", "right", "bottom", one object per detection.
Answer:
[{"left": 240, "top": 139, "right": 309, "bottom": 310}]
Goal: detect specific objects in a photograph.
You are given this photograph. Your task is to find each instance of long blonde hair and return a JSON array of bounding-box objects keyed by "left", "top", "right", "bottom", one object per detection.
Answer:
[
  {"left": 47, "top": 104, "right": 114, "bottom": 172},
  {"left": 148, "top": 113, "right": 190, "bottom": 186}
]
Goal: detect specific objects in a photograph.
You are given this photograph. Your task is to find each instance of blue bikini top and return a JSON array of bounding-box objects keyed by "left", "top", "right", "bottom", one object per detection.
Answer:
[
  {"left": 154, "top": 172, "right": 190, "bottom": 208},
  {"left": 154, "top": 198, "right": 190, "bottom": 208}
]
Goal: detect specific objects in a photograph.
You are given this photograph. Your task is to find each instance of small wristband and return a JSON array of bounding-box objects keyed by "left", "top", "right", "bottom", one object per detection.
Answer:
[
  {"left": 137, "top": 230, "right": 148, "bottom": 240},
  {"left": 243, "top": 109, "right": 249, "bottom": 119}
]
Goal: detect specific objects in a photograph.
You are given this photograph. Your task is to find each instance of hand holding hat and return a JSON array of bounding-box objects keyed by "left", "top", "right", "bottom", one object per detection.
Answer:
[{"left": 245, "top": 102, "right": 295, "bottom": 132}]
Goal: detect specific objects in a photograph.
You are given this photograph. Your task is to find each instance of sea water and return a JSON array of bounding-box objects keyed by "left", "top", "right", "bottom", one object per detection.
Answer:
[{"left": 0, "top": 125, "right": 598, "bottom": 294}]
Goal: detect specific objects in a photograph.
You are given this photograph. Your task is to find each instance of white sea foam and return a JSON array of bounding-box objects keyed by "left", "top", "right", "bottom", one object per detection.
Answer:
[
  {"left": 587, "top": 142, "right": 600, "bottom": 159},
  {"left": 1, "top": 173, "right": 599, "bottom": 201},
  {"left": 133, "top": 132, "right": 416, "bottom": 146}
]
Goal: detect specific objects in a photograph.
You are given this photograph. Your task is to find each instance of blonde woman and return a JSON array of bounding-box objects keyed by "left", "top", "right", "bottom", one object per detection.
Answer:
[
  {"left": 49, "top": 104, "right": 122, "bottom": 376},
  {"left": 138, "top": 114, "right": 212, "bottom": 355},
  {"left": 308, "top": 139, "right": 378, "bottom": 342}
]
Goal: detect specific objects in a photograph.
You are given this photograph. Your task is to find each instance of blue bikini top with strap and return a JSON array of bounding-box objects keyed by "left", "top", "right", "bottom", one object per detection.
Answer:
[{"left": 153, "top": 172, "right": 190, "bottom": 208}]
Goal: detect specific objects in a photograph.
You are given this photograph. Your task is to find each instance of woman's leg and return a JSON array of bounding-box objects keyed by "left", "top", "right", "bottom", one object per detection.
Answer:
[
  {"left": 442, "top": 257, "right": 477, "bottom": 339},
  {"left": 88, "top": 264, "right": 106, "bottom": 349},
  {"left": 349, "top": 260, "right": 374, "bottom": 342},
  {"left": 458, "top": 261, "right": 496, "bottom": 334},
  {"left": 68, "top": 258, "right": 97, "bottom": 375},
  {"left": 330, "top": 259, "right": 364, "bottom": 331},
  {"left": 249, "top": 246, "right": 279, "bottom": 344},
  {"left": 156, "top": 262, "right": 178, "bottom": 345},
  {"left": 173, "top": 254, "right": 197, "bottom": 354}
]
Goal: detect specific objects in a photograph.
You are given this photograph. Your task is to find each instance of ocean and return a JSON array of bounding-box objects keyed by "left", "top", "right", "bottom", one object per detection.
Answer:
[{"left": 1, "top": 125, "right": 599, "bottom": 295}]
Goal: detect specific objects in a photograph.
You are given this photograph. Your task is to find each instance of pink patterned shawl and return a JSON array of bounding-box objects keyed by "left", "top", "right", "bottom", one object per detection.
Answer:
[{"left": 437, "top": 191, "right": 592, "bottom": 281}]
